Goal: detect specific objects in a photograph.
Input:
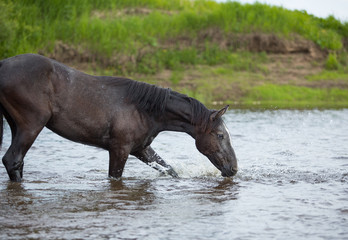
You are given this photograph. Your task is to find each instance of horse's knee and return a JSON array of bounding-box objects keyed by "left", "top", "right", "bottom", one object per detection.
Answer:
[{"left": 2, "top": 155, "right": 12, "bottom": 169}]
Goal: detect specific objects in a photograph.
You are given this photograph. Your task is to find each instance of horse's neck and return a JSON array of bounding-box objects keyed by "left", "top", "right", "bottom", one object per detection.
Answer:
[{"left": 159, "top": 94, "right": 196, "bottom": 138}]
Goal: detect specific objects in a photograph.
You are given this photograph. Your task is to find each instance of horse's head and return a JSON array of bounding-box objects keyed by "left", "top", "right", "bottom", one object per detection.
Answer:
[{"left": 195, "top": 105, "right": 238, "bottom": 177}]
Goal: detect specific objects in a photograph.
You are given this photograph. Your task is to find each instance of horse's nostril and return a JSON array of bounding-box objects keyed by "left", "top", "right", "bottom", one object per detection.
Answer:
[{"left": 231, "top": 167, "right": 238, "bottom": 175}]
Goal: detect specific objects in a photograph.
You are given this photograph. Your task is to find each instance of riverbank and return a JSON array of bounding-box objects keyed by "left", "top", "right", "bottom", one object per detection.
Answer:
[
  {"left": 133, "top": 52, "right": 348, "bottom": 109},
  {"left": 50, "top": 38, "right": 348, "bottom": 109}
]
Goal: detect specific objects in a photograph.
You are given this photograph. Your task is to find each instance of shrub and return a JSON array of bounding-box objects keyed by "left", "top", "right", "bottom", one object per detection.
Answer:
[{"left": 325, "top": 53, "right": 340, "bottom": 70}]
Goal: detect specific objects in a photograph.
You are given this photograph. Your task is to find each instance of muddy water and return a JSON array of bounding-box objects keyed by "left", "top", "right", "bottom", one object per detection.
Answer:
[{"left": 0, "top": 110, "right": 347, "bottom": 239}]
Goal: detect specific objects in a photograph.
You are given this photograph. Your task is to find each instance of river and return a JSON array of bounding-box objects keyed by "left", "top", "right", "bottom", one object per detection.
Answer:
[{"left": 0, "top": 110, "right": 347, "bottom": 239}]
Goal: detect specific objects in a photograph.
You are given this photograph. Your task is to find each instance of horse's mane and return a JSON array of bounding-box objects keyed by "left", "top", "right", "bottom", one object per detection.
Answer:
[
  {"left": 175, "top": 91, "right": 212, "bottom": 131},
  {"left": 109, "top": 78, "right": 212, "bottom": 130},
  {"left": 125, "top": 79, "right": 170, "bottom": 117}
]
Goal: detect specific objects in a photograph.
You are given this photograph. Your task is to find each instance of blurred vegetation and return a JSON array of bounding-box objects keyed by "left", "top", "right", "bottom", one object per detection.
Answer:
[
  {"left": 1, "top": 0, "right": 348, "bottom": 59},
  {"left": 243, "top": 84, "right": 348, "bottom": 109},
  {"left": 1, "top": 0, "right": 348, "bottom": 108}
]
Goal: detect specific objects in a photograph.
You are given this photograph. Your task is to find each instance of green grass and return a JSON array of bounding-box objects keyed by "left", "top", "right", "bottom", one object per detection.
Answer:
[
  {"left": 307, "top": 51, "right": 348, "bottom": 81},
  {"left": 306, "top": 70, "right": 348, "bottom": 81},
  {"left": 1, "top": 0, "right": 347, "bottom": 62},
  {"left": 242, "top": 84, "right": 348, "bottom": 109},
  {"left": 169, "top": 70, "right": 184, "bottom": 85},
  {"left": 325, "top": 53, "right": 340, "bottom": 70}
]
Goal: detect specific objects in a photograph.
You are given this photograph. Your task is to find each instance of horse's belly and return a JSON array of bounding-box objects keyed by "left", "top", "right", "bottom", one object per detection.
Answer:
[{"left": 46, "top": 112, "right": 111, "bottom": 149}]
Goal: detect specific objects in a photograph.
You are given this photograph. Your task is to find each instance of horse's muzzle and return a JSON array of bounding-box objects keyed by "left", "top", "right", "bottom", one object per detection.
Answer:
[
  {"left": 231, "top": 167, "right": 238, "bottom": 176},
  {"left": 221, "top": 167, "right": 238, "bottom": 177}
]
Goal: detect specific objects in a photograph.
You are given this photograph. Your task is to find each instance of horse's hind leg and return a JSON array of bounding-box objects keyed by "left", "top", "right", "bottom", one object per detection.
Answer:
[{"left": 2, "top": 125, "right": 43, "bottom": 182}]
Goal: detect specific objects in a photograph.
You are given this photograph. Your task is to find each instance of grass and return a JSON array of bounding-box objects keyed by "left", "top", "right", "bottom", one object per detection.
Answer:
[
  {"left": 242, "top": 84, "right": 348, "bottom": 109},
  {"left": 137, "top": 61, "right": 267, "bottom": 106},
  {"left": 307, "top": 51, "right": 348, "bottom": 82},
  {"left": 306, "top": 70, "right": 348, "bottom": 81},
  {"left": 1, "top": 0, "right": 347, "bottom": 61}
]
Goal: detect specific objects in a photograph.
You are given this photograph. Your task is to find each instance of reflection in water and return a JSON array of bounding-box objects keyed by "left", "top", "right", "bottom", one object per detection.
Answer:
[
  {"left": 2, "top": 182, "right": 38, "bottom": 214},
  {"left": 192, "top": 178, "right": 240, "bottom": 203},
  {"left": 0, "top": 110, "right": 348, "bottom": 239},
  {"left": 107, "top": 179, "right": 156, "bottom": 210}
]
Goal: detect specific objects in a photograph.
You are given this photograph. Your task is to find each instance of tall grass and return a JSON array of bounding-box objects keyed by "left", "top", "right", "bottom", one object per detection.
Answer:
[{"left": 1, "top": 0, "right": 347, "bottom": 71}]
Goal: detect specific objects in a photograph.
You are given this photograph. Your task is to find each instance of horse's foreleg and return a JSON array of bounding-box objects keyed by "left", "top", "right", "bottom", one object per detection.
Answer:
[
  {"left": 133, "top": 146, "right": 178, "bottom": 178},
  {"left": 108, "top": 147, "right": 129, "bottom": 179}
]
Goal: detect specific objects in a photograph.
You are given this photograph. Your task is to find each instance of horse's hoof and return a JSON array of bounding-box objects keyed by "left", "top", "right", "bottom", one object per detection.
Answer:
[
  {"left": 9, "top": 170, "right": 22, "bottom": 182},
  {"left": 167, "top": 168, "right": 179, "bottom": 178}
]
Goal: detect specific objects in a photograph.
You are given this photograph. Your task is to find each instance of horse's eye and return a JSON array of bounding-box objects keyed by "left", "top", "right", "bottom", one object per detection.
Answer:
[{"left": 217, "top": 134, "right": 224, "bottom": 140}]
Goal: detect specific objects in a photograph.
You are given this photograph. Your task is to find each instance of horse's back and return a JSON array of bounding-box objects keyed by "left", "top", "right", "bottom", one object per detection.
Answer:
[
  {"left": 0, "top": 54, "right": 53, "bottom": 84},
  {"left": 0, "top": 53, "right": 91, "bottom": 105}
]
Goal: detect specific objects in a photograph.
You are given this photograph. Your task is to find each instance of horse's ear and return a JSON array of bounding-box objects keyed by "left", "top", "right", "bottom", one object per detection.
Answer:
[{"left": 210, "top": 105, "right": 229, "bottom": 121}]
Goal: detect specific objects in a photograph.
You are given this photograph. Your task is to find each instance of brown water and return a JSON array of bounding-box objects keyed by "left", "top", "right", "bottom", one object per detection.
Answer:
[{"left": 1, "top": 110, "right": 347, "bottom": 239}]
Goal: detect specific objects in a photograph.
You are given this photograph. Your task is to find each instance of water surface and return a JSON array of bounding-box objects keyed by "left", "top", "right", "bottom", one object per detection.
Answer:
[{"left": 1, "top": 110, "right": 347, "bottom": 239}]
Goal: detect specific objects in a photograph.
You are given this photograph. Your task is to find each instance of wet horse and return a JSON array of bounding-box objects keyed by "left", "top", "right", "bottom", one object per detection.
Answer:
[{"left": 0, "top": 54, "right": 238, "bottom": 182}]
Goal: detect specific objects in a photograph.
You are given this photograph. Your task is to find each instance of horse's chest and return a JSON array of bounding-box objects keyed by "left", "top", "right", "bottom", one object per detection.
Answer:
[{"left": 143, "top": 135, "right": 155, "bottom": 148}]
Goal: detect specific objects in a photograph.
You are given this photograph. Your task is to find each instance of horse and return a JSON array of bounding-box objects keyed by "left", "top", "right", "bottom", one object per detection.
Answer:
[{"left": 0, "top": 54, "right": 238, "bottom": 182}]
